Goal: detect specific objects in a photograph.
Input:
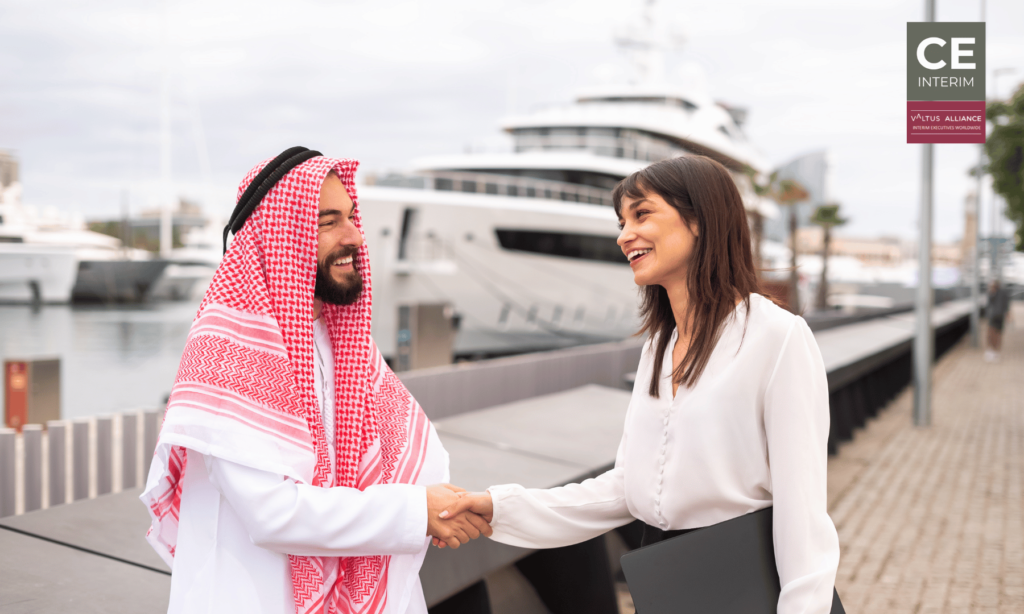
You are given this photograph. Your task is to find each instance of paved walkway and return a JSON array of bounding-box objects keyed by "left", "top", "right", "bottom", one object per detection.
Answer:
[{"left": 830, "top": 304, "right": 1024, "bottom": 614}]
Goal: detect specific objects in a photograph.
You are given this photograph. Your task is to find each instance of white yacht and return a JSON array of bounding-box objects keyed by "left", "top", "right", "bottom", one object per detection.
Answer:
[
  {"left": 149, "top": 223, "right": 223, "bottom": 301},
  {"left": 0, "top": 153, "right": 169, "bottom": 304},
  {"left": 359, "top": 13, "right": 769, "bottom": 360},
  {"left": 0, "top": 170, "right": 78, "bottom": 304}
]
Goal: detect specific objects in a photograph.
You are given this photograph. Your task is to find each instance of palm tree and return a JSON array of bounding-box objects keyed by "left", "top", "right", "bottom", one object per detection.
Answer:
[{"left": 810, "top": 203, "right": 848, "bottom": 312}]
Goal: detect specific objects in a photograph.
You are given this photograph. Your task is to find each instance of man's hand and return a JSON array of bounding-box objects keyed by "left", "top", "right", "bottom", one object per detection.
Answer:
[
  {"left": 431, "top": 491, "right": 495, "bottom": 548},
  {"left": 426, "top": 484, "right": 492, "bottom": 549}
]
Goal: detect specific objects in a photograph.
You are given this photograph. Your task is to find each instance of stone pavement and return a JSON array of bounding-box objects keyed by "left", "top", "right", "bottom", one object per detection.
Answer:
[{"left": 830, "top": 304, "right": 1024, "bottom": 614}]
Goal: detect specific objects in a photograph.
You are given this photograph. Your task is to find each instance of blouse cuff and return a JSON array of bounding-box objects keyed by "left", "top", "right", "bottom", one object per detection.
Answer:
[{"left": 486, "top": 483, "right": 522, "bottom": 531}]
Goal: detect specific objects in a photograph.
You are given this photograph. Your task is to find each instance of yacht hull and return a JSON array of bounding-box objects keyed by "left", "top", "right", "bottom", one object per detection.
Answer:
[
  {"left": 71, "top": 260, "right": 171, "bottom": 303},
  {"left": 149, "top": 264, "right": 217, "bottom": 302},
  {"left": 0, "top": 245, "right": 78, "bottom": 303}
]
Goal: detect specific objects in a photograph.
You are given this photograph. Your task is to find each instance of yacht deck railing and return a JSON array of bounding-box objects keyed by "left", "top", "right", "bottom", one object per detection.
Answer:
[{"left": 373, "top": 170, "right": 615, "bottom": 207}]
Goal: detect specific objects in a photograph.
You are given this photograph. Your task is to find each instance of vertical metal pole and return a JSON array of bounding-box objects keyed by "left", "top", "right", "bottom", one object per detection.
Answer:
[
  {"left": 47, "top": 420, "right": 66, "bottom": 507},
  {"left": 913, "top": 0, "right": 936, "bottom": 428},
  {"left": 971, "top": 148, "right": 983, "bottom": 347},
  {"left": 122, "top": 413, "right": 138, "bottom": 489},
  {"left": 971, "top": 0, "right": 985, "bottom": 344},
  {"left": 0, "top": 428, "right": 15, "bottom": 518},
  {"left": 915, "top": 144, "right": 935, "bottom": 427},
  {"left": 23, "top": 424, "right": 42, "bottom": 512},
  {"left": 72, "top": 419, "right": 89, "bottom": 501},
  {"left": 96, "top": 416, "right": 112, "bottom": 496},
  {"left": 158, "top": 0, "right": 174, "bottom": 259}
]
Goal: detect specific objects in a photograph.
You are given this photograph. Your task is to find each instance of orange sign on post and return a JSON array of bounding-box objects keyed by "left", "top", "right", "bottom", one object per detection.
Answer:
[{"left": 5, "top": 361, "right": 29, "bottom": 431}]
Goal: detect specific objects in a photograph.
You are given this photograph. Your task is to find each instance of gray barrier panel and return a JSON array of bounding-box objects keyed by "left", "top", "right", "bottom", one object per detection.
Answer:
[
  {"left": 0, "top": 487, "right": 168, "bottom": 573},
  {"left": 143, "top": 410, "right": 161, "bottom": 479},
  {"left": 96, "top": 416, "right": 112, "bottom": 495},
  {"left": 122, "top": 413, "right": 138, "bottom": 489},
  {"left": 400, "top": 339, "right": 643, "bottom": 420},
  {"left": 0, "top": 428, "right": 14, "bottom": 518},
  {"left": 46, "top": 421, "right": 66, "bottom": 507},
  {"left": 22, "top": 424, "right": 43, "bottom": 512},
  {"left": 72, "top": 420, "right": 89, "bottom": 501},
  {"left": 420, "top": 386, "right": 630, "bottom": 605},
  {"left": 0, "top": 529, "right": 170, "bottom": 613}
]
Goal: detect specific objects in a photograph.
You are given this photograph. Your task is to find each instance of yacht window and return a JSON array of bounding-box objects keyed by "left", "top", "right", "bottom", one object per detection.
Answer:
[
  {"left": 495, "top": 229, "right": 627, "bottom": 264},
  {"left": 398, "top": 207, "right": 418, "bottom": 260},
  {"left": 674, "top": 98, "right": 698, "bottom": 111}
]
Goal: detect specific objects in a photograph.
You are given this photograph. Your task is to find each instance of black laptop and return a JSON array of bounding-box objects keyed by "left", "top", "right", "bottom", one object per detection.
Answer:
[{"left": 620, "top": 507, "right": 844, "bottom": 614}]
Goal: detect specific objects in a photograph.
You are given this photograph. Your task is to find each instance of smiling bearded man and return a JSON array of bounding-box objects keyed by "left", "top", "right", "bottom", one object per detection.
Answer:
[{"left": 141, "top": 149, "right": 488, "bottom": 614}]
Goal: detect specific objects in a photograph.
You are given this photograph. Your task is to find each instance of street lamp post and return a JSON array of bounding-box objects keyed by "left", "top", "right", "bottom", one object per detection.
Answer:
[
  {"left": 913, "top": 0, "right": 936, "bottom": 428},
  {"left": 970, "top": 0, "right": 986, "bottom": 348}
]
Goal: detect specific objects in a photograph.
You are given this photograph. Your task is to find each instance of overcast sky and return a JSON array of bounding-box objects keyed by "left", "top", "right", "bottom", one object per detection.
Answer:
[{"left": 1, "top": 0, "right": 1022, "bottom": 242}]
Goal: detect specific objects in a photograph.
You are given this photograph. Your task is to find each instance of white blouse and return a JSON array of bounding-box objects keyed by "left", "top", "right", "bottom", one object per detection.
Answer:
[{"left": 487, "top": 294, "right": 840, "bottom": 614}]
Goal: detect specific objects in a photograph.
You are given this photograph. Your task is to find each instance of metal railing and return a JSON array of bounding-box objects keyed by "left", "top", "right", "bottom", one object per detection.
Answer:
[
  {"left": 427, "top": 170, "right": 614, "bottom": 207},
  {"left": 0, "top": 410, "right": 163, "bottom": 518},
  {"left": 512, "top": 133, "right": 684, "bottom": 163},
  {"left": 374, "top": 170, "right": 615, "bottom": 207}
]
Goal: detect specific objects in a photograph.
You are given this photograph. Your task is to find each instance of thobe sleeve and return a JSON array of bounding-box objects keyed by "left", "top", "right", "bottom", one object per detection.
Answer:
[
  {"left": 204, "top": 455, "right": 427, "bottom": 558},
  {"left": 486, "top": 417, "right": 634, "bottom": 549},
  {"left": 763, "top": 318, "right": 841, "bottom": 614}
]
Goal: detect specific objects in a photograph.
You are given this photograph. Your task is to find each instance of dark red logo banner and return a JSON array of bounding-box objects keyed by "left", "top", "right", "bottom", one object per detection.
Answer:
[{"left": 906, "top": 101, "right": 986, "bottom": 144}]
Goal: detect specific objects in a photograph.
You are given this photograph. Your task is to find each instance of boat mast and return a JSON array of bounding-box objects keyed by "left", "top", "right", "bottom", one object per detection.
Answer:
[
  {"left": 159, "top": 0, "right": 173, "bottom": 258},
  {"left": 613, "top": 0, "right": 682, "bottom": 85}
]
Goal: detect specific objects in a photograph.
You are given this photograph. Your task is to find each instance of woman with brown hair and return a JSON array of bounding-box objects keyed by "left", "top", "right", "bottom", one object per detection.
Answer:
[{"left": 440, "top": 155, "right": 840, "bottom": 613}]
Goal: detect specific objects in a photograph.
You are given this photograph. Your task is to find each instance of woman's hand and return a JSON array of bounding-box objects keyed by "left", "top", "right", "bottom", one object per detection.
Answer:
[
  {"left": 431, "top": 491, "right": 495, "bottom": 548},
  {"left": 426, "top": 484, "right": 493, "bottom": 549}
]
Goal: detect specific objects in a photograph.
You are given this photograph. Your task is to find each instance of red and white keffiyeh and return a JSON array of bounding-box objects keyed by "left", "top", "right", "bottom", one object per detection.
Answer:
[{"left": 142, "top": 155, "right": 433, "bottom": 614}]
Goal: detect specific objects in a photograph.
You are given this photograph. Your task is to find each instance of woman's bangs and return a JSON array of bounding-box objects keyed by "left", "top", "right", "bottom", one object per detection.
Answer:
[{"left": 612, "top": 172, "right": 654, "bottom": 217}]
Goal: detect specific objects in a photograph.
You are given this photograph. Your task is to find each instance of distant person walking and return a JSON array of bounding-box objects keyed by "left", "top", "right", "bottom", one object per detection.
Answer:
[{"left": 986, "top": 280, "right": 1012, "bottom": 362}]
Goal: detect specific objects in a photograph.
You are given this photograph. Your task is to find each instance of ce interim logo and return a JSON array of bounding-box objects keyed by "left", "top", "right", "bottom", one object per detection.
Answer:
[{"left": 907, "top": 22, "right": 986, "bottom": 144}]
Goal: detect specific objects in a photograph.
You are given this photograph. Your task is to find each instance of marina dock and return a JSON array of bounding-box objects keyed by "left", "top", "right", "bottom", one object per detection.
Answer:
[{"left": 5, "top": 299, "right": 1019, "bottom": 613}]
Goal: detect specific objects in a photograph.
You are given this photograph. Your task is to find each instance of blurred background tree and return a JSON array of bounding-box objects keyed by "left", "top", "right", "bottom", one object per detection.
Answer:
[
  {"left": 810, "top": 203, "right": 848, "bottom": 311},
  {"left": 750, "top": 170, "right": 810, "bottom": 313},
  {"left": 985, "top": 83, "right": 1024, "bottom": 250}
]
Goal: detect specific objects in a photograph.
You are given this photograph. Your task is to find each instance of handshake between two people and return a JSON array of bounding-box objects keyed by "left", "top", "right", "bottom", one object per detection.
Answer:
[{"left": 425, "top": 484, "right": 495, "bottom": 549}]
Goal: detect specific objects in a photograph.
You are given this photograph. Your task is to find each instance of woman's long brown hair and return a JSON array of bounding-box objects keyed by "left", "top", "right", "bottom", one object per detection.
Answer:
[{"left": 613, "top": 155, "right": 761, "bottom": 398}]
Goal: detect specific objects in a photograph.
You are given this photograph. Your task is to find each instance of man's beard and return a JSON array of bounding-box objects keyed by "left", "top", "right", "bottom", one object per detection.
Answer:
[{"left": 315, "top": 247, "right": 363, "bottom": 306}]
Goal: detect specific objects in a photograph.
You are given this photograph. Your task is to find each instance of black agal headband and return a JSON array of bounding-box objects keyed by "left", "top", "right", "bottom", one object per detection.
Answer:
[{"left": 223, "top": 146, "right": 323, "bottom": 253}]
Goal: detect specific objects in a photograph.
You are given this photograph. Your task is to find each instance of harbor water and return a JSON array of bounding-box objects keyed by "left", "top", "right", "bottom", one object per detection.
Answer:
[{"left": 0, "top": 302, "right": 199, "bottom": 420}]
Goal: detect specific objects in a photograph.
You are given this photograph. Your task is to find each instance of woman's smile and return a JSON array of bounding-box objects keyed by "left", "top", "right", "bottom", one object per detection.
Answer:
[{"left": 628, "top": 248, "right": 652, "bottom": 268}]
